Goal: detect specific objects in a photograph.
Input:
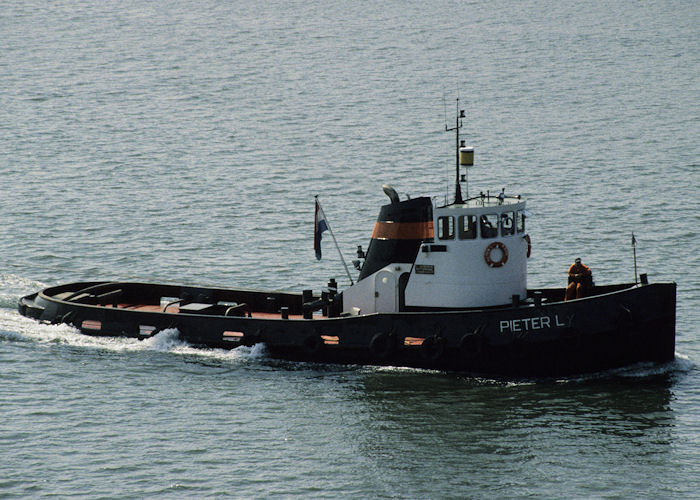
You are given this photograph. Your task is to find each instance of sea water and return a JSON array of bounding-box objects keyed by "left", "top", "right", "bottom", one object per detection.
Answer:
[{"left": 1, "top": 0, "right": 699, "bottom": 497}]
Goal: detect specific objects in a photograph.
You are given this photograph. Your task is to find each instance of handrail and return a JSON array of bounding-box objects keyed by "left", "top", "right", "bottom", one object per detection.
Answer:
[
  {"left": 63, "top": 282, "right": 120, "bottom": 302},
  {"left": 163, "top": 299, "right": 183, "bottom": 312},
  {"left": 225, "top": 303, "right": 250, "bottom": 317}
]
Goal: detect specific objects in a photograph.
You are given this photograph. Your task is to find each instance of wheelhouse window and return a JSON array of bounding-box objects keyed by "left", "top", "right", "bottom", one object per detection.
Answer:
[
  {"left": 501, "top": 212, "right": 515, "bottom": 236},
  {"left": 437, "top": 216, "right": 455, "bottom": 240},
  {"left": 516, "top": 210, "right": 526, "bottom": 233},
  {"left": 458, "top": 215, "right": 477, "bottom": 239},
  {"left": 480, "top": 214, "right": 499, "bottom": 238}
]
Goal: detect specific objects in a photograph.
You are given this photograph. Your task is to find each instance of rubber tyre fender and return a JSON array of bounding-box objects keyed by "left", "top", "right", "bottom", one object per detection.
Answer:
[
  {"left": 302, "top": 334, "right": 323, "bottom": 355},
  {"left": 421, "top": 335, "right": 446, "bottom": 362},
  {"left": 561, "top": 327, "right": 583, "bottom": 350},
  {"left": 369, "top": 332, "right": 396, "bottom": 360},
  {"left": 459, "top": 334, "right": 483, "bottom": 358},
  {"left": 56, "top": 310, "right": 75, "bottom": 326},
  {"left": 245, "top": 328, "right": 265, "bottom": 346},
  {"left": 508, "top": 338, "right": 529, "bottom": 360}
]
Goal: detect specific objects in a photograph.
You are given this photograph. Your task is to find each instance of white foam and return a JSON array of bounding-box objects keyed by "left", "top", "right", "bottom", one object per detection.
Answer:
[
  {"left": 670, "top": 351, "right": 695, "bottom": 373},
  {"left": 367, "top": 365, "right": 443, "bottom": 376},
  {"left": 0, "top": 274, "right": 47, "bottom": 309},
  {"left": 141, "top": 328, "right": 190, "bottom": 351},
  {"left": 0, "top": 273, "right": 46, "bottom": 290},
  {"left": 0, "top": 308, "right": 269, "bottom": 365},
  {"left": 554, "top": 355, "right": 695, "bottom": 384},
  {"left": 606, "top": 352, "right": 696, "bottom": 379},
  {"left": 141, "top": 329, "right": 271, "bottom": 363}
]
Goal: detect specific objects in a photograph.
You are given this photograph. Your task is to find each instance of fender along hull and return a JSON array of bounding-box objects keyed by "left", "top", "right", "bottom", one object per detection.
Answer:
[{"left": 18, "top": 281, "right": 676, "bottom": 378}]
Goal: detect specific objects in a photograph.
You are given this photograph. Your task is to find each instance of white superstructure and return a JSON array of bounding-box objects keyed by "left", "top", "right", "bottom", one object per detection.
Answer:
[
  {"left": 404, "top": 195, "right": 529, "bottom": 309},
  {"left": 341, "top": 192, "right": 530, "bottom": 314}
]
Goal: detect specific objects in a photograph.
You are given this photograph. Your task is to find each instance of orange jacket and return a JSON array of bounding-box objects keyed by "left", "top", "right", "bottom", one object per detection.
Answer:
[{"left": 568, "top": 263, "right": 592, "bottom": 284}]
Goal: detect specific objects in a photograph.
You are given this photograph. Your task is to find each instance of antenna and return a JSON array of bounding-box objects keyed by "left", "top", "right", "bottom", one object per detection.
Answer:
[
  {"left": 442, "top": 93, "right": 448, "bottom": 131},
  {"left": 445, "top": 98, "right": 465, "bottom": 204}
]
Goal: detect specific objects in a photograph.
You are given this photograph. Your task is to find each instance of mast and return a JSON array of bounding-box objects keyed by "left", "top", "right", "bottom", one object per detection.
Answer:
[{"left": 445, "top": 99, "right": 465, "bottom": 204}]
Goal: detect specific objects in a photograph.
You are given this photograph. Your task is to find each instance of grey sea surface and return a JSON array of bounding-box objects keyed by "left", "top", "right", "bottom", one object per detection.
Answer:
[{"left": 1, "top": 0, "right": 699, "bottom": 497}]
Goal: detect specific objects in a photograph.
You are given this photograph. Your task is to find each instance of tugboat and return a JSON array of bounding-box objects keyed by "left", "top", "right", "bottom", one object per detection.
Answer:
[{"left": 18, "top": 106, "right": 676, "bottom": 377}]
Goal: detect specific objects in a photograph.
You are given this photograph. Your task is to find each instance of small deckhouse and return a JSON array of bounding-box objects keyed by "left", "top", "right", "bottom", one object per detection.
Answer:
[
  {"left": 405, "top": 194, "right": 529, "bottom": 309},
  {"left": 342, "top": 190, "right": 530, "bottom": 314}
]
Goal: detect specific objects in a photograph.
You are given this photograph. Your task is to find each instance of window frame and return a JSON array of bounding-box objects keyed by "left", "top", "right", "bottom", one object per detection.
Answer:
[
  {"left": 501, "top": 212, "right": 515, "bottom": 236},
  {"left": 458, "top": 214, "right": 477, "bottom": 240},
  {"left": 516, "top": 210, "right": 526, "bottom": 233},
  {"left": 437, "top": 215, "right": 455, "bottom": 240},
  {"left": 480, "top": 214, "right": 499, "bottom": 239}
]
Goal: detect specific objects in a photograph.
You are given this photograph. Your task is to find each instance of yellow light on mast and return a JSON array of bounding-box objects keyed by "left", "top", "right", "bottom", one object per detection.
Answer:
[{"left": 460, "top": 145, "right": 474, "bottom": 166}]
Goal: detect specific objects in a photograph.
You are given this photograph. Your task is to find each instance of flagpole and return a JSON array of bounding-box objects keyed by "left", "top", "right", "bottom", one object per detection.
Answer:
[
  {"left": 632, "top": 233, "right": 638, "bottom": 285},
  {"left": 316, "top": 196, "right": 354, "bottom": 285}
]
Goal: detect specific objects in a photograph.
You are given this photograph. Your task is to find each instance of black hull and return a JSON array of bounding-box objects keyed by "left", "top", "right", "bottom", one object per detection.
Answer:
[{"left": 18, "top": 281, "right": 676, "bottom": 378}]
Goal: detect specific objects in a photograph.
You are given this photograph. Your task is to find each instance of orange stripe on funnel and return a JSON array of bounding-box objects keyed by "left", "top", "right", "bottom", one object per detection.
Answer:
[{"left": 371, "top": 221, "right": 434, "bottom": 240}]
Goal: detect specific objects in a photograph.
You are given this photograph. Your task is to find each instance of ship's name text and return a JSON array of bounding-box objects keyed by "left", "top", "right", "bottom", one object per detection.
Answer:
[{"left": 499, "top": 314, "right": 567, "bottom": 333}]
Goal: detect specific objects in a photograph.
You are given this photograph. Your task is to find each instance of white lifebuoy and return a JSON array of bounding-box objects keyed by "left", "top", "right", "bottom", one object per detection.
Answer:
[{"left": 484, "top": 241, "right": 508, "bottom": 268}]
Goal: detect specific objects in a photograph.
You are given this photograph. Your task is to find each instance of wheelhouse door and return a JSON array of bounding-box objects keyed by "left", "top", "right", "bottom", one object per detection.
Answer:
[{"left": 375, "top": 271, "right": 397, "bottom": 313}]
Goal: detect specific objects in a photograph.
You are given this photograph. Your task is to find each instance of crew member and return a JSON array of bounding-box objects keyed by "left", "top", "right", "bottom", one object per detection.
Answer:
[{"left": 565, "top": 258, "right": 593, "bottom": 301}]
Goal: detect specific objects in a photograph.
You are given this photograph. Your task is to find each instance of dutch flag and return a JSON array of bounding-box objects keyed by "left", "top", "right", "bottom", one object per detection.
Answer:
[{"left": 314, "top": 197, "right": 328, "bottom": 260}]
